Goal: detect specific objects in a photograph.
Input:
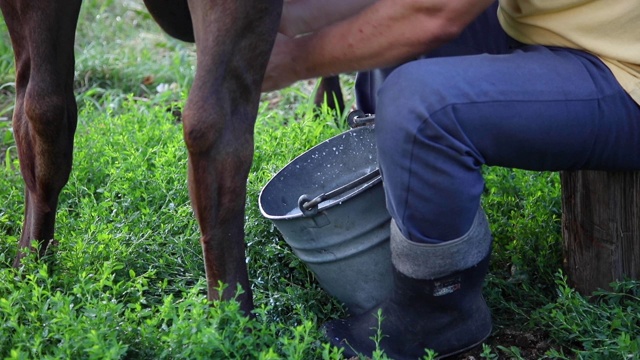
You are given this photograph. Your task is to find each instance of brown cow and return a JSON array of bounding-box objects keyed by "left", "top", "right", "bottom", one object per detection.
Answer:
[{"left": 0, "top": 0, "right": 283, "bottom": 315}]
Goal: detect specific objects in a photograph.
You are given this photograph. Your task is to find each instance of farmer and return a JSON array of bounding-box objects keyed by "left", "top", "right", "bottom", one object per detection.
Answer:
[{"left": 262, "top": 0, "right": 640, "bottom": 358}]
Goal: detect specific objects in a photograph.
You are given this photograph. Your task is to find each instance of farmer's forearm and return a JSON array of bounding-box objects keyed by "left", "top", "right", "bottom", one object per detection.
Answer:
[{"left": 290, "top": 0, "right": 494, "bottom": 78}]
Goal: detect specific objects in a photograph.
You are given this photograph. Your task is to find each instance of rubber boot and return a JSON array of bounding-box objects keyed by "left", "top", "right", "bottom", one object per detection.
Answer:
[{"left": 324, "top": 209, "right": 493, "bottom": 359}]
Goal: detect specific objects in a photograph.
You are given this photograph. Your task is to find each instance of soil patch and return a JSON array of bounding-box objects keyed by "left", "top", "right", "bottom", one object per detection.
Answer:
[{"left": 456, "top": 328, "right": 555, "bottom": 359}]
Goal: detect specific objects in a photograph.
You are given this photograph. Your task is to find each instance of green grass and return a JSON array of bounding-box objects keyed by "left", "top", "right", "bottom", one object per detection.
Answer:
[{"left": 1, "top": 1, "right": 640, "bottom": 359}]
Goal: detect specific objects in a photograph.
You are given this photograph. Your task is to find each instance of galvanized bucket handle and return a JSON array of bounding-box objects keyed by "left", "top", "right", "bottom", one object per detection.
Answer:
[
  {"left": 298, "top": 168, "right": 381, "bottom": 217},
  {"left": 347, "top": 110, "right": 375, "bottom": 128}
]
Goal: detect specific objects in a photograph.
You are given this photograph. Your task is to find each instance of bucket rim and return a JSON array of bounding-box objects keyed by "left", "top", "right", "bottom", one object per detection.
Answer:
[{"left": 258, "top": 125, "right": 379, "bottom": 220}]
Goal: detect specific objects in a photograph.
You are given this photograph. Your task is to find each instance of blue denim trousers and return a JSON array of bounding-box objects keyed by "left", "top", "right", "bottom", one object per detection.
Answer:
[{"left": 357, "top": 2, "right": 640, "bottom": 243}]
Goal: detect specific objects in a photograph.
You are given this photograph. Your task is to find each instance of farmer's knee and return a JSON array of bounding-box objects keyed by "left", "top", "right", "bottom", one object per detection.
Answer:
[
  {"left": 374, "top": 61, "right": 485, "bottom": 240},
  {"left": 375, "top": 61, "right": 481, "bottom": 167}
]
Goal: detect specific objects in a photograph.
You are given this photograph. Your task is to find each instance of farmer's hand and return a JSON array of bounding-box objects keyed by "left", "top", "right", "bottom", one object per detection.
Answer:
[{"left": 262, "top": 33, "right": 303, "bottom": 92}]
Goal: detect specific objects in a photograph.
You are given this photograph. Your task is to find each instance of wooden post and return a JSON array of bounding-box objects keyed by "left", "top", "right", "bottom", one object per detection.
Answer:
[{"left": 561, "top": 171, "right": 640, "bottom": 294}]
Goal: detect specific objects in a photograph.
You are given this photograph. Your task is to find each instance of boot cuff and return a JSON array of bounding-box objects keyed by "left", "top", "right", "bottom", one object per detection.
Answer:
[{"left": 391, "top": 208, "right": 492, "bottom": 279}]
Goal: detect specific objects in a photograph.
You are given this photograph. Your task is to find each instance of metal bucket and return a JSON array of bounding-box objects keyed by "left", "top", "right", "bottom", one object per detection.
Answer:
[{"left": 259, "top": 125, "right": 392, "bottom": 314}]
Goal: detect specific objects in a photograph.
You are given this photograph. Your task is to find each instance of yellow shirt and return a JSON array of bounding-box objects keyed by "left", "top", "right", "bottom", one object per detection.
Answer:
[{"left": 498, "top": 0, "right": 640, "bottom": 105}]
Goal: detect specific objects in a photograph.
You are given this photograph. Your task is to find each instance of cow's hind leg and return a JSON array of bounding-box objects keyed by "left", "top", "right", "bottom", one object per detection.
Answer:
[
  {"left": 315, "top": 76, "right": 345, "bottom": 114},
  {"left": 183, "top": 0, "right": 282, "bottom": 314},
  {"left": 0, "top": 0, "right": 81, "bottom": 266}
]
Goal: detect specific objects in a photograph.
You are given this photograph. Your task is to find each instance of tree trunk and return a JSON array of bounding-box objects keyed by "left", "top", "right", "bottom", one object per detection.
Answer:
[{"left": 561, "top": 171, "right": 640, "bottom": 295}]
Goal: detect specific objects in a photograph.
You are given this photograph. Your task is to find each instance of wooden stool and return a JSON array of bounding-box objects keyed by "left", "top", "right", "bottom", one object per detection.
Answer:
[{"left": 561, "top": 171, "right": 640, "bottom": 294}]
